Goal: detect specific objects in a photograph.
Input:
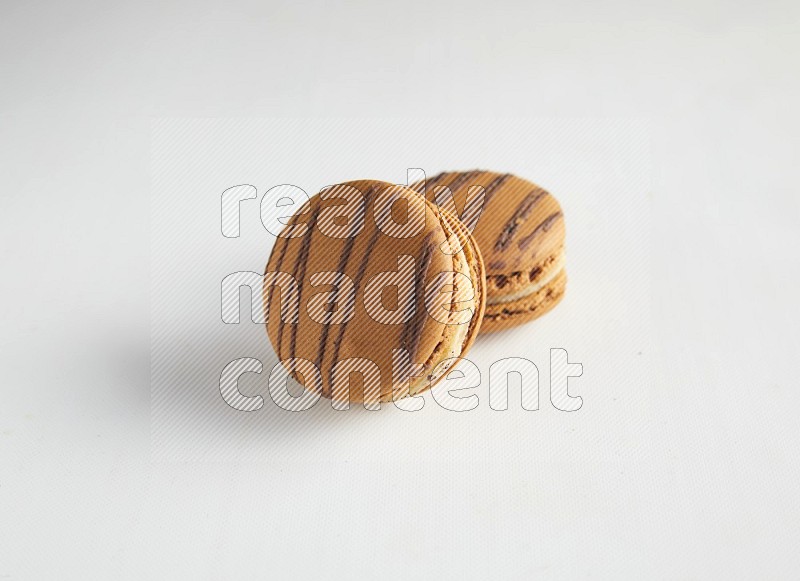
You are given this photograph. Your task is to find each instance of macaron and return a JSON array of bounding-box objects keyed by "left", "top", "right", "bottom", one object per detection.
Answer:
[
  {"left": 412, "top": 170, "right": 566, "bottom": 333},
  {"left": 264, "top": 179, "right": 486, "bottom": 405}
]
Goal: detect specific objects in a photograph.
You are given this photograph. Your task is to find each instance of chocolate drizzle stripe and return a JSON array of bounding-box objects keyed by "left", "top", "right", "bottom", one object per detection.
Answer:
[
  {"left": 481, "top": 173, "right": 512, "bottom": 207},
  {"left": 401, "top": 232, "right": 437, "bottom": 362},
  {"left": 517, "top": 211, "right": 563, "bottom": 251},
  {"left": 444, "top": 169, "right": 481, "bottom": 195},
  {"left": 287, "top": 207, "right": 320, "bottom": 361},
  {"left": 417, "top": 171, "right": 445, "bottom": 194},
  {"left": 461, "top": 173, "right": 511, "bottom": 229},
  {"left": 493, "top": 188, "right": 549, "bottom": 252},
  {"left": 314, "top": 191, "right": 369, "bottom": 375},
  {"left": 327, "top": 191, "right": 392, "bottom": 394}
]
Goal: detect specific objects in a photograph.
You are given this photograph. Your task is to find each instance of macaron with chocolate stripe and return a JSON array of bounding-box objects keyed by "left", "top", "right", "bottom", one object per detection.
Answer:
[
  {"left": 412, "top": 170, "right": 566, "bottom": 333},
  {"left": 264, "top": 179, "right": 486, "bottom": 405}
]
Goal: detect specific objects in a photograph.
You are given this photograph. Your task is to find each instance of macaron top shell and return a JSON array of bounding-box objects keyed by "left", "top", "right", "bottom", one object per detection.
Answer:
[{"left": 264, "top": 179, "right": 485, "bottom": 404}]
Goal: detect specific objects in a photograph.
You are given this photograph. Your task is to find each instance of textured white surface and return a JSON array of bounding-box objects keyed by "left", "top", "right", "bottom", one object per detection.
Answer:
[
  {"left": 150, "top": 117, "right": 650, "bottom": 460},
  {"left": 1, "top": 1, "right": 799, "bottom": 579}
]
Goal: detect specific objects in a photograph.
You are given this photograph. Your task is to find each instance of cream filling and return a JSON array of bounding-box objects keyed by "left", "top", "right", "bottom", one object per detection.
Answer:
[{"left": 487, "top": 253, "right": 566, "bottom": 306}]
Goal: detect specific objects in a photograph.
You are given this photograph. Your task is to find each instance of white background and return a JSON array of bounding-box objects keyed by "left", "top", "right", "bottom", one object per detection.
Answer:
[{"left": 1, "top": 1, "right": 799, "bottom": 579}]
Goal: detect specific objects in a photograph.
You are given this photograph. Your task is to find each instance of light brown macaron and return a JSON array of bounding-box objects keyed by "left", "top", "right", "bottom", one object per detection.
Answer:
[
  {"left": 264, "top": 179, "right": 486, "bottom": 405},
  {"left": 412, "top": 170, "right": 566, "bottom": 333}
]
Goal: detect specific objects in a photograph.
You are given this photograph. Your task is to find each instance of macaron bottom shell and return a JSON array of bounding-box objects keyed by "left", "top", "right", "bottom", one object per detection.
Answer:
[
  {"left": 481, "top": 267, "right": 567, "bottom": 333},
  {"left": 401, "top": 206, "right": 487, "bottom": 399}
]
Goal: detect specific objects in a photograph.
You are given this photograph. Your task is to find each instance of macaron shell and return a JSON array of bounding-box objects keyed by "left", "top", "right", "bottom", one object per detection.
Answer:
[{"left": 264, "top": 179, "right": 485, "bottom": 403}]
